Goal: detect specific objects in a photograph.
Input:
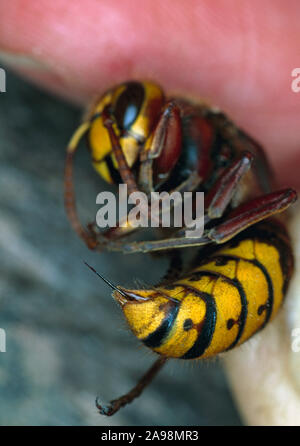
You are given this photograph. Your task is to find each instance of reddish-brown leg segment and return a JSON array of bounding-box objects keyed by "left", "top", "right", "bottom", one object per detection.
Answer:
[
  {"left": 64, "top": 99, "right": 187, "bottom": 250},
  {"left": 94, "top": 105, "right": 297, "bottom": 254},
  {"left": 64, "top": 109, "right": 140, "bottom": 251},
  {"left": 206, "top": 151, "right": 253, "bottom": 219},
  {"left": 102, "top": 106, "right": 139, "bottom": 196},
  {"left": 96, "top": 356, "right": 167, "bottom": 416},
  {"left": 104, "top": 188, "right": 296, "bottom": 253},
  {"left": 138, "top": 100, "right": 182, "bottom": 193},
  {"left": 65, "top": 103, "right": 297, "bottom": 254},
  {"left": 98, "top": 101, "right": 183, "bottom": 235},
  {"left": 208, "top": 188, "right": 297, "bottom": 243},
  {"left": 89, "top": 106, "right": 197, "bottom": 250},
  {"left": 64, "top": 122, "right": 99, "bottom": 249},
  {"left": 97, "top": 151, "right": 272, "bottom": 253}
]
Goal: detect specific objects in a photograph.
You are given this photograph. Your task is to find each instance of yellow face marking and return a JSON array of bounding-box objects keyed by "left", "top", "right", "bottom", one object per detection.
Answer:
[
  {"left": 85, "top": 89, "right": 115, "bottom": 164},
  {"left": 119, "top": 135, "right": 141, "bottom": 167},
  {"left": 92, "top": 160, "right": 113, "bottom": 184},
  {"left": 87, "top": 82, "right": 164, "bottom": 183},
  {"left": 130, "top": 82, "right": 164, "bottom": 139},
  {"left": 88, "top": 116, "right": 116, "bottom": 162}
]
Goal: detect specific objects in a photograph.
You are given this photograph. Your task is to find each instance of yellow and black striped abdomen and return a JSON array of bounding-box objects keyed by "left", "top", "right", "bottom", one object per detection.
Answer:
[{"left": 118, "top": 220, "right": 293, "bottom": 360}]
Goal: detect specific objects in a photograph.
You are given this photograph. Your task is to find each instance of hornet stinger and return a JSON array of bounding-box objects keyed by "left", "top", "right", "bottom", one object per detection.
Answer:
[{"left": 64, "top": 81, "right": 297, "bottom": 416}]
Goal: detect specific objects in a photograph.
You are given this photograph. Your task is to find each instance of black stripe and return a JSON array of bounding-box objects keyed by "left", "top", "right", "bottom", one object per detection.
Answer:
[
  {"left": 218, "top": 220, "right": 293, "bottom": 295},
  {"left": 191, "top": 220, "right": 292, "bottom": 297},
  {"left": 187, "top": 270, "right": 248, "bottom": 350},
  {"left": 104, "top": 155, "right": 122, "bottom": 184},
  {"left": 253, "top": 259, "right": 274, "bottom": 327},
  {"left": 211, "top": 254, "right": 274, "bottom": 328},
  {"left": 142, "top": 302, "right": 179, "bottom": 349},
  {"left": 174, "top": 284, "right": 217, "bottom": 359},
  {"left": 244, "top": 221, "right": 293, "bottom": 296}
]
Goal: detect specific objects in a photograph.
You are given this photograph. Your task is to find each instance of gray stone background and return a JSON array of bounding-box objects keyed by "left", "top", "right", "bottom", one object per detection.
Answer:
[{"left": 0, "top": 71, "right": 242, "bottom": 426}]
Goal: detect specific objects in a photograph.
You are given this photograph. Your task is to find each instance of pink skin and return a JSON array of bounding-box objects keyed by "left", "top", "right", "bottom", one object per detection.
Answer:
[{"left": 0, "top": 0, "right": 299, "bottom": 188}]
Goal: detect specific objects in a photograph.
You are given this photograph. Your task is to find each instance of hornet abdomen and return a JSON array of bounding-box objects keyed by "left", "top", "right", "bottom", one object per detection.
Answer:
[{"left": 115, "top": 219, "right": 293, "bottom": 360}]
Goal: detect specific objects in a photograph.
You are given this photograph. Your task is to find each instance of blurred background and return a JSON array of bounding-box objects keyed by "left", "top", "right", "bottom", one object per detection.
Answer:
[{"left": 0, "top": 71, "right": 242, "bottom": 426}]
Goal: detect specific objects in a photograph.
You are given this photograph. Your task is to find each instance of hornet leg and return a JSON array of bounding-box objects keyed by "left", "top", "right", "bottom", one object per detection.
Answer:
[{"left": 96, "top": 356, "right": 167, "bottom": 416}]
